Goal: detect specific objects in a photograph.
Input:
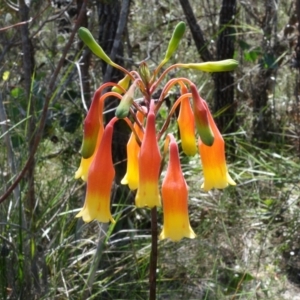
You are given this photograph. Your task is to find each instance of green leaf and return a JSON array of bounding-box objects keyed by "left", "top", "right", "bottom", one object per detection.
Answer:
[
  {"left": 11, "top": 87, "right": 24, "bottom": 98},
  {"left": 244, "top": 51, "right": 258, "bottom": 62}
]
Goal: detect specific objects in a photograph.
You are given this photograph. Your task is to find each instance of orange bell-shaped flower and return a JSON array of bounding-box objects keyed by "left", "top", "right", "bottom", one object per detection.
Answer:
[
  {"left": 135, "top": 104, "right": 161, "bottom": 208},
  {"left": 121, "top": 110, "right": 145, "bottom": 190},
  {"left": 81, "top": 88, "right": 103, "bottom": 159},
  {"left": 76, "top": 121, "right": 116, "bottom": 223},
  {"left": 177, "top": 94, "right": 197, "bottom": 156},
  {"left": 75, "top": 124, "right": 104, "bottom": 182},
  {"left": 160, "top": 135, "right": 196, "bottom": 241},
  {"left": 198, "top": 102, "right": 236, "bottom": 191}
]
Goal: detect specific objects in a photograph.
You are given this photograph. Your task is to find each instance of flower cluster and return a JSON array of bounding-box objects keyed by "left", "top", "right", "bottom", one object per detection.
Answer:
[{"left": 75, "top": 23, "right": 237, "bottom": 242}]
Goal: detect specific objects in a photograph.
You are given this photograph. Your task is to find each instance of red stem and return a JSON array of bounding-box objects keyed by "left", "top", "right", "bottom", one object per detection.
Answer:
[{"left": 149, "top": 207, "right": 158, "bottom": 300}]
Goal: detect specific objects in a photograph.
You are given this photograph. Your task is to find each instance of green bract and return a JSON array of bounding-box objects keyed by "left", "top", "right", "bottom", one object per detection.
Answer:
[
  {"left": 115, "top": 84, "right": 135, "bottom": 118},
  {"left": 115, "top": 96, "right": 133, "bottom": 118},
  {"left": 139, "top": 62, "right": 151, "bottom": 87}
]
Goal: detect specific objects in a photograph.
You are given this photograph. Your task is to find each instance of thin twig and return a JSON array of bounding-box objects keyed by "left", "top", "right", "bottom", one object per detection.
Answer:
[
  {"left": 0, "top": 17, "right": 32, "bottom": 32},
  {"left": 74, "top": 56, "right": 89, "bottom": 112}
]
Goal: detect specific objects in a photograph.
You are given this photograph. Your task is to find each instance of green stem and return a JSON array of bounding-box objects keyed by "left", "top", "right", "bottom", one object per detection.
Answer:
[{"left": 149, "top": 207, "right": 158, "bottom": 300}]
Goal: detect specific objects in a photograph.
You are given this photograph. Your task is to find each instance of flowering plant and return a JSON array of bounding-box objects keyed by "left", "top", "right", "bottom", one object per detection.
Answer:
[
  {"left": 75, "top": 22, "right": 237, "bottom": 240},
  {"left": 74, "top": 22, "right": 237, "bottom": 298}
]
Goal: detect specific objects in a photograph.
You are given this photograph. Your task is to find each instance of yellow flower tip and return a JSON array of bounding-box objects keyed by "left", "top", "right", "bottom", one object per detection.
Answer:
[
  {"left": 227, "top": 174, "right": 236, "bottom": 186},
  {"left": 201, "top": 181, "right": 227, "bottom": 192},
  {"left": 182, "top": 144, "right": 197, "bottom": 157},
  {"left": 75, "top": 157, "right": 92, "bottom": 182},
  {"left": 120, "top": 176, "right": 128, "bottom": 185},
  {"left": 74, "top": 167, "right": 87, "bottom": 182},
  {"left": 121, "top": 173, "right": 139, "bottom": 191},
  {"left": 199, "top": 140, "right": 236, "bottom": 191},
  {"left": 159, "top": 225, "right": 196, "bottom": 242},
  {"left": 75, "top": 129, "right": 103, "bottom": 182},
  {"left": 198, "top": 100, "right": 236, "bottom": 192},
  {"left": 75, "top": 206, "right": 115, "bottom": 224},
  {"left": 201, "top": 170, "right": 236, "bottom": 191},
  {"left": 76, "top": 185, "right": 115, "bottom": 223},
  {"left": 199, "top": 155, "right": 236, "bottom": 191},
  {"left": 75, "top": 209, "right": 91, "bottom": 222},
  {"left": 74, "top": 168, "right": 82, "bottom": 180},
  {"left": 135, "top": 188, "right": 161, "bottom": 208}
]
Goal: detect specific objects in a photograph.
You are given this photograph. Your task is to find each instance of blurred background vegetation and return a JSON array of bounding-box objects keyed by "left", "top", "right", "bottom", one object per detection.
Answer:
[{"left": 1, "top": 0, "right": 300, "bottom": 299}]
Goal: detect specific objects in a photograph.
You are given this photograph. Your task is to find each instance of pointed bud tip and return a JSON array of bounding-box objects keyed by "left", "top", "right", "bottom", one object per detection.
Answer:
[
  {"left": 112, "top": 75, "right": 131, "bottom": 94},
  {"left": 139, "top": 62, "right": 151, "bottom": 86},
  {"left": 197, "top": 125, "right": 215, "bottom": 146},
  {"left": 179, "top": 59, "right": 239, "bottom": 73},
  {"left": 115, "top": 105, "right": 131, "bottom": 118},
  {"left": 115, "top": 84, "right": 135, "bottom": 118},
  {"left": 78, "top": 27, "right": 113, "bottom": 66},
  {"left": 163, "top": 21, "right": 186, "bottom": 63},
  {"left": 80, "top": 139, "right": 96, "bottom": 159}
]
